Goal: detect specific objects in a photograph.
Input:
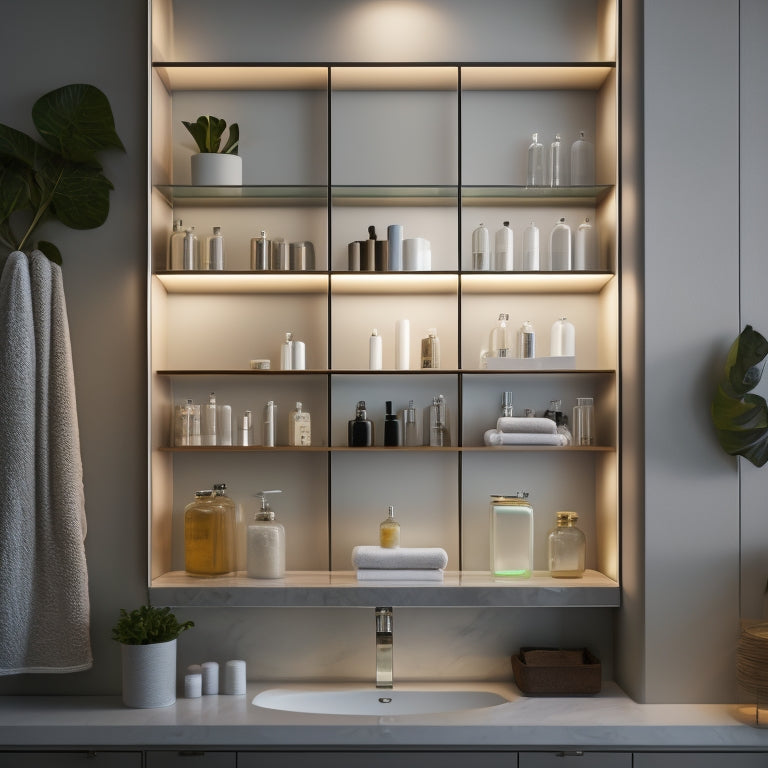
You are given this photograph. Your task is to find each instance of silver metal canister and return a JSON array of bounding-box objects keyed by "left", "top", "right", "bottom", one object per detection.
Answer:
[
  {"left": 250, "top": 231, "right": 270, "bottom": 270},
  {"left": 289, "top": 241, "right": 315, "bottom": 271},
  {"left": 270, "top": 239, "right": 289, "bottom": 270},
  {"left": 518, "top": 320, "right": 536, "bottom": 359},
  {"left": 263, "top": 400, "right": 277, "bottom": 447}
]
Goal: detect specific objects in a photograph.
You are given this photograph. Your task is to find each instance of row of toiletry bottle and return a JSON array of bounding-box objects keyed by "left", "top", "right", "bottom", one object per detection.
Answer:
[
  {"left": 237, "top": 402, "right": 311, "bottom": 447},
  {"left": 348, "top": 224, "right": 430, "bottom": 271},
  {"left": 527, "top": 130, "right": 595, "bottom": 187},
  {"left": 184, "top": 485, "right": 286, "bottom": 579},
  {"left": 472, "top": 217, "right": 597, "bottom": 272},
  {"left": 490, "top": 492, "right": 586, "bottom": 579},
  {"left": 168, "top": 221, "right": 315, "bottom": 272},
  {"left": 369, "top": 324, "right": 440, "bottom": 370},
  {"left": 484, "top": 315, "right": 575, "bottom": 362},
  {"left": 348, "top": 396, "right": 450, "bottom": 447}
]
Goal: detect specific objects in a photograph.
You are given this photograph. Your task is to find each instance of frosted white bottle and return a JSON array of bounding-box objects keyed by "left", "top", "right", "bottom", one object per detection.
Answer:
[
  {"left": 280, "top": 332, "right": 294, "bottom": 370},
  {"left": 549, "top": 218, "right": 572, "bottom": 270},
  {"left": 247, "top": 491, "right": 285, "bottom": 579},
  {"left": 494, "top": 221, "right": 514, "bottom": 271},
  {"left": 472, "top": 223, "right": 490, "bottom": 270},
  {"left": 521, "top": 222, "right": 540, "bottom": 271},
  {"left": 291, "top": 339, "right": 306, "bottom": 370},
  {"left": 217, "top": 404, "right": 232, "bottom": 446},
  {"left": 571, "top": 130, "right": 595, "bottom": 186},
  {"left": 550, "top": 317, "right": 576, "bottom": 357},
  {"left": 574, "top": 217, "right": 597, "bottom": 270},
  {"left": 369, "top": 328, "right": 383, "bottom": 370},
  {"left": 395, "top": 319, "right": 410, "bottom": 370}
]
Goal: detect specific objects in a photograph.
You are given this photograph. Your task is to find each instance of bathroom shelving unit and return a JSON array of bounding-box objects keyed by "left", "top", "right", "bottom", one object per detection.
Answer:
[{"left": 148, "top": 2, "right": 620, "bottom": 608}]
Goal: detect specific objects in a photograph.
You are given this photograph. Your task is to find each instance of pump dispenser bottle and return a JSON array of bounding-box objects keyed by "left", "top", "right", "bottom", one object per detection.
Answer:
[
  {"left": 379, "top": 505, "right": 400, "bottom": 548},
  {"left": 348, "top": 401, "right": 374, "bottom": 446},
  {"left": 247, "top": 490, "right": 285, "bottom": 579}
]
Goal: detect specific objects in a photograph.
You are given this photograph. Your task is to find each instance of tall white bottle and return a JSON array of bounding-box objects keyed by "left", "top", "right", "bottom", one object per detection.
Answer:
[
  {"left": 494, "top": 221, "right": 514, "bottom": 271},
  {"left": 395, "top": 319, "right": 410, "bottom": 370},
  {"left": 201, "top": 391, "right": 217, "bottom": 446},
  {"left": 472, "top": 223, "right": 490, "bottom": 270},
  {"left": 549, "top": 218, "right": 572, "bottom": 270},
  {"left": 369, "top": 328, "right": 383, "bottom": 370},
  {"left": 574, "top": 217, "right": 598, "bottom": 270},
  {"left": 521, "top": 222, "right": 540, "bottom": 271}
]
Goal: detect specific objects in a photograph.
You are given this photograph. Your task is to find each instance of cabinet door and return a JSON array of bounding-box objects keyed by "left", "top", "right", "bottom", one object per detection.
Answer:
[
  {"left": 0, "top": 753, "right": 141, "bottom": 768},
  {"left": 146, "top": 752, "right": 236, "bottom": 768},
  {"left": 238, "top": 751, "right": 517, "bottom": 768},
  {"left": 520, "top": 754, "right": 630, "bottom": 768},
  {"left": 634, "top": 753, "right": 768, "bottom": 768}
]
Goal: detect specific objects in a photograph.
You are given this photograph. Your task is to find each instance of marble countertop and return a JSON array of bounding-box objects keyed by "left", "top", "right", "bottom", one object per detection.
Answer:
[{"left": 1, "top": 682, "right": 768, "bottom": 750}]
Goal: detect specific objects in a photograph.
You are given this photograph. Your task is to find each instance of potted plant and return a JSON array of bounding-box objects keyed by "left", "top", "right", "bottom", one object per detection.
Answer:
[
  {"left": 112, "top": 605, "right": 194, "bottom": 708},
  {"left": 0, "top": 83, "right": 124, "bottom": 264},
  {"left": 711, "top": 324, "right": 768, "bottom": 467},
  {"left": 182, "top": 114, "right": 241, "bottom": 186}
]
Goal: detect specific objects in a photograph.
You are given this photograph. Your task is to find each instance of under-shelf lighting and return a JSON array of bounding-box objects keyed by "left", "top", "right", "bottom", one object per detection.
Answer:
[
  {"left": 155, "top": 272, "right": 328, "bottom": 295},
  {"left": 331, "top": 273, "right": 458, "bottom": 295}
]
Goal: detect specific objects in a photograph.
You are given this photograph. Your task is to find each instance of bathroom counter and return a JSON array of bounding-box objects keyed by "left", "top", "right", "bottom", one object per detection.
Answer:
[{"left": 1, "top": 682, "right": 768, "bottom": 751}]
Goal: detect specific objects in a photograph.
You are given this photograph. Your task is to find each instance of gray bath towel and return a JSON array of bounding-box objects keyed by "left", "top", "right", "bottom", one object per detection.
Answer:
[{"left": 0, "top": 251, "right": 92, "bottom": 674}]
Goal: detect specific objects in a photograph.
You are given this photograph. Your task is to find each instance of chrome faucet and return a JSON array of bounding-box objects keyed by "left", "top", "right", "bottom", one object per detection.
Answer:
[{"left": 375, "top": 606, "right": 393, "bottom": 688}]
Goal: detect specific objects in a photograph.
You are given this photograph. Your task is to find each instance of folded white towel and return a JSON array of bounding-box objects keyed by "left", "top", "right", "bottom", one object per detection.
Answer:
[
  {"left": 356, "top": 569, "right": 444, "bottom": 582},
  {"left": 351, "top": 545, "right": 449, "bottom": 570},
  {"left": 484, "top": 429, "right": 567, "bottom": 447},
  {"left": 496, "top": 416, "right": 557, "bottom": 434}
]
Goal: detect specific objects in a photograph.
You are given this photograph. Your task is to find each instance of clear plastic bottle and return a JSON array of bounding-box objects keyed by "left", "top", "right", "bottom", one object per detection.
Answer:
[
  {"left": 549, "top": 133, "right": 562, "bottom": 187},
  {"left": 247, "top": 490, "right": 285, "bottom": 579},
  {"left": 521, "top": 221, "right": 540, "bottom": 271},
  {"left": 490, "top": 493, "right": 533, "bottom": 578},
  {"left": 379, "top": 505, "right": 400, "bottom": 548},
  {"left": 570, "top": 130, "right": 595, "bottom": 186},
  {"left": 184, "top": 484, "right": 235, "bottom": 576},
  {"left": 427, "top": 394, "right": 450, "bottom": 447},
  {"left": 527, "top": 132, "right": 545, "bottom": 186},
  {"left": 174, "top": 398, "right": 200, "bottom": 446},
  {"left": 489, "top": 313, "right": 512, "bottom": 358},
  {"left": 573, "top": 396, "right": 595, "bottom": 446},
  {"left": 402, "top": 400, "right": 420, "bottom": 446},
  {"left": 548, "top": 511, "right": 586, "bottom": 578}
]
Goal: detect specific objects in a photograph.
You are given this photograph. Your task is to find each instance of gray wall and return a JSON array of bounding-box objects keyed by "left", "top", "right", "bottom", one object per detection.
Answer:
[{"left": 1, "top": 0, "right": 767, "bottom": 705}]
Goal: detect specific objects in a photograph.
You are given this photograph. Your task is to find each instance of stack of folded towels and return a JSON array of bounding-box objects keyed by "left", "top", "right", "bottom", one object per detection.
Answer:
[
  {"left": 351, "top": 546, "right": 449, "bottom": 581},
  {"left": 483, "top": 416, "right": 567, "bottom": 446}
]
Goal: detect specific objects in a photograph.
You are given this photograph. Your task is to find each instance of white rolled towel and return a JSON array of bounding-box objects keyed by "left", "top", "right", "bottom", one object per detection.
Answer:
[
  {"left": 484, "top": 429, "right": 567, "bottom": 447},
  {"left": 351, "top": 545, "right": 448, "bottom": 570},
  {"left": 356, "top": 569, "right": 444, "bottom": 582},
  {"left": 497, "top": 416, "right": 557, "bottom": 434}
]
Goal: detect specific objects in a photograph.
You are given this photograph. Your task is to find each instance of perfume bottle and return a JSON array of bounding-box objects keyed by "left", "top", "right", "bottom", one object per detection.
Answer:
[
  {"left": 549, "top": 134, "right": 563, "bottom": 187},
  {"left": 527, "top": 132, "right": 545, "bottom": 186},
  {"left": 280, "top": 332, "right": 294, "bottom": 370},
  {"left": 427, "top": 394, "right": 450, "bottom": 447},
  {"left": 379, "top": 505, "right": 400, "bottom": 548},
  {"left": 548, "top": 511, "right": 586, "bottom": 578},
  {"left": 501, "top": 391, "right": 514, "bottom": 417},
  {"left": 184, "top": 483, "right": 235, "bottom": 576},
  {"left": 247, "top": 490, "right": 285, "bottom": 579},
  {"left": 348, "top": 401, "right": 374, "bottom": 447},
  {"left": 490, "top": 492, "right": 533, "bottom": 578},
  {"left": 489, "top": 313, "right": 512, "bottom": 358},
  {"left": 288, "top": 401, "right": 311, "bottom": 446},
  {"left": 174, "top": 398, "right": 200, "bottom": 446},
  {"left": 401, "top": 400, "right": 420, "bottom": 446},
  {"left": 420, "top": 328, "right": 440, "bottom": 369},
  {"left": 168, "top": 219, "right": 185, "bottom": 270},
  {"left": 384, "top": 401, "right": 402, "bottom": 446}
]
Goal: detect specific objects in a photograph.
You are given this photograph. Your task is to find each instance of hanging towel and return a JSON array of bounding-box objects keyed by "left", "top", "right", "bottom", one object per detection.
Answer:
[
  {"left": 483, "top": 429, "right": 567, "bottom": 447},
  {"left": 351, "top": 545, "right": 448, "bottom": 570},
  {"left": 0, "top": 251, "right": 92, "bottom": 675},
  {"left": 496, "top": 416, "right": 557, "bottom": 434}
]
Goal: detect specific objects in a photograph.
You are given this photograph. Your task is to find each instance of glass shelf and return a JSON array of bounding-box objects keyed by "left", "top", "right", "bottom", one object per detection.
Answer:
[
  {"left": 154, "top": 185, "right": 327, "bottom": 207},
  {"left": 331, "top": 186, "right": 458, "bottom": 207},
  {"left": 153, "top": 272, "right": 328, "bottom": 294},
  {"left": 461, "top": 185, "right": 613, "bottom": 206}
]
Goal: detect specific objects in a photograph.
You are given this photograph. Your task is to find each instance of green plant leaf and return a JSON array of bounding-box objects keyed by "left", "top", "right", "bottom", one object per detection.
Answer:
[
  {"left": 711, "top": 325, "right": 768, "bottom": 467},
  {"left": 32, "top": 84, "right": 125, "bottom": 163},
  {"left": 182, "top": 117, "right": 210, "bottom": 153},
  {"left": 37, "top": 240, "right": 62, "bottom": 265},
  {"left": 111, "top": 605, "right": 194, "bottom": 645},
  {"left": 221, "top": 122, "right": 239, "bottom": 155},
  {"left": 49, "top": 163, "right": 114, "bottom": 230}
]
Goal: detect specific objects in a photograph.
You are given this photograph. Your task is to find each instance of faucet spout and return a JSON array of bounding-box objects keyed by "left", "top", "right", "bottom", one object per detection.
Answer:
[{"left": 375, "top": 606, "right": 393, "bottom": 689}]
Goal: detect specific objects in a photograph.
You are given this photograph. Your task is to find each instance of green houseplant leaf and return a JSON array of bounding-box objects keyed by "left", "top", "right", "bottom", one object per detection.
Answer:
[
  {"left": 182, "top": 115, "right": 239, "bottom": 154},
  {"left": 711, "top": 324, "right": 768, "bottom": 467},
  {"left": 0, "top": 83, "right": 124, "bottom": 263},
  {"left": 111, "top": 605, "right": 194, "bottom": 645}
]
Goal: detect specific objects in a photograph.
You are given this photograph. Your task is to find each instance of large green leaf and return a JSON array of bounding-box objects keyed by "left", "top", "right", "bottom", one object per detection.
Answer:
[
  {"left": 32, "top": 83, "right": 124, "bottom": 163},
  {"left": 711, "top": 325, "right": 768, "bottom": 467},
  {"left": 49, "top": 163, "right": 114, "bottom": 230}
]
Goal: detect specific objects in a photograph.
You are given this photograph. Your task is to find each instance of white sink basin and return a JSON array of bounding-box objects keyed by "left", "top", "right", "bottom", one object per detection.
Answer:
[{"left": 252, "top": 686, "right": 510, "bottom": 716}]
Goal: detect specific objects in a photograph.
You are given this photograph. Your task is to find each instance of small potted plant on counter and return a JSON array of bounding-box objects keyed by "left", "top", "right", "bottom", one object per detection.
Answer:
[
  {"left": 112, "top": 604, "right": 194, "bottom": 708},
  {"left": 183, "top": 114, "right": 241, "bottom": 186}
]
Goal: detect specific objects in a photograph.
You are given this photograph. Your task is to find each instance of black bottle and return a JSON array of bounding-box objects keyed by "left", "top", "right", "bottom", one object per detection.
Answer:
[
  {"left": 384, "top": 400, "right": 402, "bottom": 447},
  {"left": 348, "top": 400, "right": 374, "bottom": 447}
]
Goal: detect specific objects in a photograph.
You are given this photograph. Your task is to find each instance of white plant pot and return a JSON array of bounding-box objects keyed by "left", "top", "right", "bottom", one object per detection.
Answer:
[
  {"left": 120, "top": 639, "right": 177, "bottom": 708},
  {"left": 190, "top": 153, "right": 242, "bottom": 186}
]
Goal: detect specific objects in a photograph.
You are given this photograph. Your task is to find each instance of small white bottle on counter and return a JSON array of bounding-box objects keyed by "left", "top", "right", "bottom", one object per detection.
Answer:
[{"left": 247, "top": 490, "right": 285, "bottom": 579}]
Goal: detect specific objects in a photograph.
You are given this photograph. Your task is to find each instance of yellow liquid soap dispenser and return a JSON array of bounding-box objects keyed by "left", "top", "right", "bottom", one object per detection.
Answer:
[
  {"left": 247, "top": 490, "right": 285, "bottom": 579},
  {"left": 379, "top": 505, "right": 400, "bottom": 548},
  {"left": 184, "top": 483, "right": 235, "bottom": 576}
]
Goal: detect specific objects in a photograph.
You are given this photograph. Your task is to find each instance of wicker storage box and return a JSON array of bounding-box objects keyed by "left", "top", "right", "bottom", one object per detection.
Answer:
[{"left": 511, "top": 647, "right": 602, "bottom": 695}]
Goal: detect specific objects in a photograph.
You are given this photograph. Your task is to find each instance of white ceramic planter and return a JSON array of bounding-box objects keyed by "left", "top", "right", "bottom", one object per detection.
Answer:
[
  {"left": 190, "top": 153, "right": 242, "bottom": 186},
  {"left": 120, "top": 639, "right": 177, "bottom": 708}
]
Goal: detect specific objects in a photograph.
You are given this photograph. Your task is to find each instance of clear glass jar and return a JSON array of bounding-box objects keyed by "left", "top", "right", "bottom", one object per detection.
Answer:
[
  {"left": 547, "top": 511, "right": 586, "bottom": 578},
  {"left": 184, "top": 485, "right": 235, "bottom": 576},
  {"left": 490, "top": 493, "right": 533, "bottom": 578}
]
